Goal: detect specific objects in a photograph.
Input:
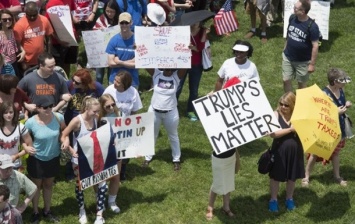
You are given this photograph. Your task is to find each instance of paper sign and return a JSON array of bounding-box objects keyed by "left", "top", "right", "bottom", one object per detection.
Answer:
[
  {"left": 284, "top": 0, "right": 330, "bottom": 40},
  {"left": 82, "top": 26, "right": 120, "bottom": 68},
  {"left": 134, "top": 26, "right": 191, "bottom": 68},
  {"left": 47, "top": 5, "right": 78, "bottom": 46},
  {"left": 193, "top": 79, "right": 281, "bottom": 154}
]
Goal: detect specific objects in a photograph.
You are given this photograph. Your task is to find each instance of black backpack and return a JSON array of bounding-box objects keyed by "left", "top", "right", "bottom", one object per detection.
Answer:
[{"left": 287, "top": 14, "right": 323, "bottom": 47}]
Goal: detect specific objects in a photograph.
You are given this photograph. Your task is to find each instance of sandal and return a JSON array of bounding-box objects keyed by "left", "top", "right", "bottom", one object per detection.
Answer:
[
  {"left": 301, "top": 178, "right": 309, "bottom": 187},
  {"left": 221, "top": 208, "right": 235, "bottom": 218},
  {"left": 335, "top": 177, "right": 347, "bottom": 186},
  {"left": 205, "top": 208, "right": 213, "bottom": 221}
]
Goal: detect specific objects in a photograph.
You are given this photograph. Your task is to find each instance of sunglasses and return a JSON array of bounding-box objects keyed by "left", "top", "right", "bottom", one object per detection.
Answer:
[
  {"left": 105, "top": 103, "right": 116, "bottom": 109},
  {"left": 39, "top": 104, "right": 54, "bottom": 109},
  {"left": 120, "top": 21, "right": 129, "bottom": 25},
  {"left": 335, "top": 77, "right": 351, "bottom": 84},
  {"left": 279, "top": 102, "right": 290, "bottom": 108},
  {"left": 1, "top": 18, "right": 12, "bottom": 22},
  {"left": 72, "top": 78, "right": 82, "bottom": 85}
]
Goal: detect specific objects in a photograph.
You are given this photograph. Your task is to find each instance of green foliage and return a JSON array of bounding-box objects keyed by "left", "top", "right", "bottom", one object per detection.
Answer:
[{"left": 23, "top": 1, "right": 355, "bottom": 223}]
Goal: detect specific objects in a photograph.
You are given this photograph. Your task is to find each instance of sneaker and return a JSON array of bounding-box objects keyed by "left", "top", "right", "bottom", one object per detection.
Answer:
[
  {"left": 244, "top": 31, "right": 255, "bottom": 39},
  {"left": 43, "top": 210, "right": 60, "bottom": 223},
  {"left": 79, "top": 209, "right": 88, "bottom": 224},
  {"left": 109, "top": 202, "right": 121, "bottom": 214},
  {"left": 285, "top": 199, "right": 296, "bottom": 211},
  {"left": 268, "top": 200, "right": 279, "bottom": 212},
  {"left": 187, "top": 112, "right": 198, "bottom": 121},
  {"left": 94, "top": 216, "right": 105, "bottom": 224},
  {"left": 31, "top": 212, "right": 40, "bottom": 224},
  {"left": 173, "top": 162, "right": 181, "bottom": 171}
]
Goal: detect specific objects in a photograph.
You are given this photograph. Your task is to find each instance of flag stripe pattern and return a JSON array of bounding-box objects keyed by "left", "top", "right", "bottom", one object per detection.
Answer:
[{"left": 214, "top": 0, "right": 239, "bottom": 35}]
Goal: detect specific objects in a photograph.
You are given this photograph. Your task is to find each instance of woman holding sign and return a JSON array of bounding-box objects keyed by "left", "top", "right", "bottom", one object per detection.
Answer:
[
  {"left": 268, "top": 92, "right": 304, "bottom": 212},
  {"left": 142, "top": 68, "right": 186, "bottom": 171},
  {"left": 61, "top": 96, "right": 107, "bottom": 224}
]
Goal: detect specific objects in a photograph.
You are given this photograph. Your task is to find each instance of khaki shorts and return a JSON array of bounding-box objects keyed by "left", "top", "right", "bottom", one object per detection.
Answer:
[{"left": 282, "top": 53, "right": 310, "bottom": 83}]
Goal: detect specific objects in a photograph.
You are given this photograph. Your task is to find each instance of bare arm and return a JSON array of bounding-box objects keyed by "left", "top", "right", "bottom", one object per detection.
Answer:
[
  {"left": 214, "top": 77, "right": 224, "bottom": 92},
  {"left": 308, "top": 41, "right": 319, "bottom": 73},
  {"left": 61, "top": 117, "right": 80, "bottom": 148}
]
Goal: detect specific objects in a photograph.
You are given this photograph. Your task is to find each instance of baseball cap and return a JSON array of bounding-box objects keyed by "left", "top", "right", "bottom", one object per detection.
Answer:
[
  {"left": 119, "top": 12, "right": 132, "bottom": 23},
  {"left": 0, "top": 154, "right": 15, "bottom": 169}
]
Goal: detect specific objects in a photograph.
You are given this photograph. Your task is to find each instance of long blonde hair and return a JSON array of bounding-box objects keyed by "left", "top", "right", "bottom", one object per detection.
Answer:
[
  {"left": 98, "top": 94, "right": 120, "bottom": 120},
  {"left": 276, "top": 92, "right": 296, "bottom": 115}
]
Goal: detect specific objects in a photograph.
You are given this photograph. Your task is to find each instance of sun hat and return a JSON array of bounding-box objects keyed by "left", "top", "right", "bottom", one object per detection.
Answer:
[
  {"left": 0, "top": 154, "right": 15, "bottom": 169},
  {"left": 119, "top": 12, "right": 132, "bottom": 23},
  {"left": 232, "top": 44, "right": 249, "bottom": 52},
  {"left": 147, "top": 3, "right": 166, "bottom": 25}
]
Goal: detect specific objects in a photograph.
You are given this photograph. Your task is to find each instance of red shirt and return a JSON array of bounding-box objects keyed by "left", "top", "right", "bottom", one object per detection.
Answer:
[{"left": 0, "top": 0, "right": 21, "bottom": 9}]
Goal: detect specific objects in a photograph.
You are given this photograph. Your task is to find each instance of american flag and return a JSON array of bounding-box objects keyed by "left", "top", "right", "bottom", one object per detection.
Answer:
[{"left": 214, "top": 0, "right": 239, "bottom": 35}]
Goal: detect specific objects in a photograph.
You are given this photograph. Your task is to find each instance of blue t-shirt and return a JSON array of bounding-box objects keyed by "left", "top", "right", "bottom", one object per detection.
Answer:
[
  {"left": 116, "top": 0, "right": 147, "bottom": 28},
  {"left": 284, "top": 16, "right": 320, "bottom": 62},
  {"left": 106, "top": 33, "right": 139, "bottom": 87},
  {"left": 25, "top": 113, "right": 63, "bottom": 161}
]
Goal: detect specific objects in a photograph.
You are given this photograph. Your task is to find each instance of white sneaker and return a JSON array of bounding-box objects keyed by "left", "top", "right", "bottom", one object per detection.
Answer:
[
  {"left": 78, "top": 210, "right": 88, "bottom": 224},
  {"left": 94, "top": 216, "right": 105, "bottom": 224},
  {"left": 109, "top": 202, "right": 121, "bottom": 214}
]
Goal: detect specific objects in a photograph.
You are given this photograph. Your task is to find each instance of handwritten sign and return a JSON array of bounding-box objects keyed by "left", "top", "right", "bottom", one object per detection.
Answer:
[
  {"left": 47, "top": 5, "right": 78, "bottom": 46},
  {"left": 104, "top": 112, "right": 155, "bottom": 159},
  {"left": 283, "top": 0, "right": 330, "bottom": 40},
  {"left": 134, "top": 26, "right": 191, "bottom": 68},
  {"left": 82, "top": 26, "right": 120, "bottom": 68},
  {"left": 193, "top": 79, "right": 281, "bottom": 154}
]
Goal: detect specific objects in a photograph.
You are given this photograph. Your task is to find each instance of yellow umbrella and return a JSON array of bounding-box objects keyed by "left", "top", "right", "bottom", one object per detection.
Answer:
[{"left": 290, "top": 84, "right": 341, "bottom": 160}]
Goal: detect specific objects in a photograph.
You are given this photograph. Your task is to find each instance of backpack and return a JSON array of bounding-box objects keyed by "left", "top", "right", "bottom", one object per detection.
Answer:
[{"left": 287, "top": 14, "right": 323, "bottom": 47}]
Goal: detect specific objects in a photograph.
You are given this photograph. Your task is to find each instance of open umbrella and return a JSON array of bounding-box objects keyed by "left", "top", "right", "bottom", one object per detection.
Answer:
[
  {"left": 290, "top": 84, "right": 341, "bottom": 160},
  {"left": 170, "top": 10, "right": 215, "bottom": 26}
]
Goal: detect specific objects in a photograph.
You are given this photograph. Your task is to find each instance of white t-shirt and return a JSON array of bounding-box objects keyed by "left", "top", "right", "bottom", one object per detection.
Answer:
[
  {"left": 103, "top": 85, "right": 143, "bottom": 117},
  {"left": 0, "top": 123, "right": 28, "bottom": 168},
  {"left": 217, "top": 58, "right": 259, "bottom": 83},
  {"left": 151, "top": 69, "right": 180, "bottom": 111}
]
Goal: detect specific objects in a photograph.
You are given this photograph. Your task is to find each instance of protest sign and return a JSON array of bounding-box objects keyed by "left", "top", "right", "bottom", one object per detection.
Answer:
[
  {"left": 82, "top": 26, "right": 120, "bottom": 68},
  {"left": 47, "top": 5, "right": 77, "bottom": 46},
  {"left": 77, "top": 124, "right": 118, "bottom": 190},
  {"left": 193, "top": 79, "right": 281, "bottom": 154},
  {"left": 134, "top": 26, "right": 191, "bottom": 68},
  {"left": 283, "top": 0, "right": 330, "bottom": 40},
  {"left": 104, "top": 112, "right": 155, "bottom": 159}
]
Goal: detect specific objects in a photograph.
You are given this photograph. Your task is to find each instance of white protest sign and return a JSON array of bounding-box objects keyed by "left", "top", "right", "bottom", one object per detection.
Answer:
[
  {"left": 134, "top": 26, "right": 191, "bottom": 68},
  {"left": 47, "top": 5, "right": 77, "bottom": 46},
  {"left": 104, "top": 112, "right": 155, "bottom": 159},
  {"left": 193, "top": 79, "right": 281, "bottom": 154},
  {"left": 82, "top": 25, "right": 120, "bottom": 68},
  {"left": 77, "top": 124, "right": 119, "bottom": 190},
  {"left": 283, "top": 0, "right": 330, "bottom": 40}
]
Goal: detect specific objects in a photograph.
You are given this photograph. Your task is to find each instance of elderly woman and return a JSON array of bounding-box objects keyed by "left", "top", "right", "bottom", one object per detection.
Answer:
[
  {"left": 24, "top": 99, "right": 68, "bottom": 223},
  {"left": 213, "top": 40, "right": 259, "bottom": 92},
  {"left": 268, "top": 92, "right": 304, "bottom": 212},
  {"left": 303, "top": 68, "right": 352, "bottom": 187}
]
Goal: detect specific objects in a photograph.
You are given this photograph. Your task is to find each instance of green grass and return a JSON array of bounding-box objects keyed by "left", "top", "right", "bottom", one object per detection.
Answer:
[{"left": 22, "top": 1, "right": 355, "bottom": 223}]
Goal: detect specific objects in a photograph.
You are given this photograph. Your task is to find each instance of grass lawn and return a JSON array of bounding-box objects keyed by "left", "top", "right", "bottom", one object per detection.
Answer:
[{"left": 22, "top": 0, "right": 355, "bottom": 223}]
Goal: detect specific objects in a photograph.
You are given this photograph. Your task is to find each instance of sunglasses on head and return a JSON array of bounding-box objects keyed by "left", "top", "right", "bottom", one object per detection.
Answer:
[
  {"left": 1, "top": 18, "right": 12, "bottom": 22},
  {"left": 72, "top": 78, "right": 82, "bottom": 85},
  {"left": 39, "top": 104, "right": 54, "bottom": 109},
  {"left": 279, "top": 102, "right": 289, "bottom": 108},
  {"left": 105, "top": 103, "right": 116, "bottom": 109},
  {"left": 120, "top": 21, "right": 129, "bottom": 25},
  {"left": 335, "top": 77, "right": 351, "bottom": 84}
]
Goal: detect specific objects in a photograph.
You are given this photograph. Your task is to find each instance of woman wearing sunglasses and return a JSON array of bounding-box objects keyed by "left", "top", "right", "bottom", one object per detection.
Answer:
[
  {"left": 267, "top": 91, "right": 304, "bottom": 213},
  {"left": 24, "top": 99, "right": 67, "bottom": 223},
  {"left": 303, "top": 68, "right": 352, "bottom": 187},
  {"left": 0, "top": 9, "right": 25, "bottom": 78}
]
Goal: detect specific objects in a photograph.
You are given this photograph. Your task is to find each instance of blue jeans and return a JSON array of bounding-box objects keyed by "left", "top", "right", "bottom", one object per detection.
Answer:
[
  {"left": 96, "top": 67, "right": 110, "bottom": 84},
  {"left": 176, "top": 65, "right": 203, "bottom": 113}
]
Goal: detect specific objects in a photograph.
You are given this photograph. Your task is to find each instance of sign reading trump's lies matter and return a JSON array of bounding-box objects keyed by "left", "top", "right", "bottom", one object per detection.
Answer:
[{"left": 193, "top": 79, "right": 281, "bottom": 154}]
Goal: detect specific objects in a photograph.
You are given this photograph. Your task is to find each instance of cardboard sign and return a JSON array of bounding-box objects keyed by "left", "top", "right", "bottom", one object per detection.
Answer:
[
  {"left": 134, "top": 26, "right": 191, "bottom": 68},
  {"left": 193, "top": 79, "right": 281, "bottom": 154}
]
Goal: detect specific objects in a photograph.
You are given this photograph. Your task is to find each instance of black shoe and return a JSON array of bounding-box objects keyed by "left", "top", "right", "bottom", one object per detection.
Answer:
[
  {"left": 142, "top": 160, "right": 150, "bottom": 167},
  {"left": 42, "top": 210, "right": 60, "bottom": 223},
  {"left": 31, "top": 212, "right": 40, "bottom": 224},
  {"left": 173, "top": 162, "right": 181, "bottom": 171}
]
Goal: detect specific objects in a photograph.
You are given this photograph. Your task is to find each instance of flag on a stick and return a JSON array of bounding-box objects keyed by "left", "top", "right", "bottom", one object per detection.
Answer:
[{"left": 214, "top": 0, "right": 239, "bottom": 35}]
